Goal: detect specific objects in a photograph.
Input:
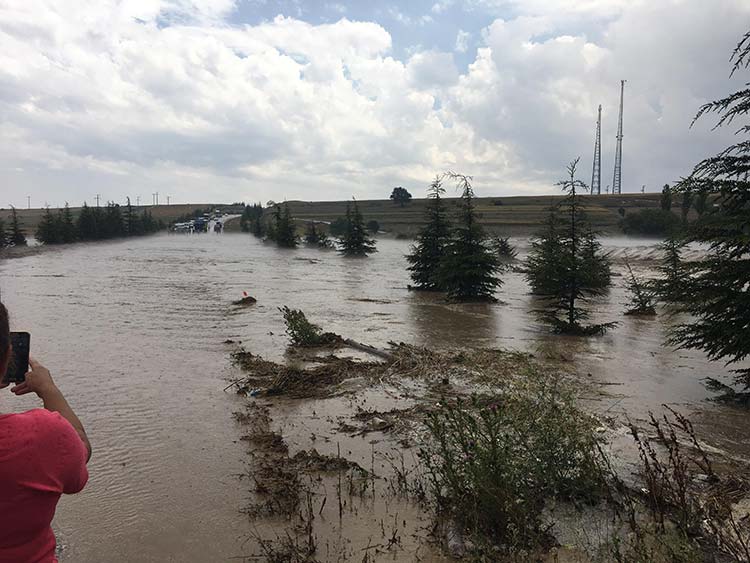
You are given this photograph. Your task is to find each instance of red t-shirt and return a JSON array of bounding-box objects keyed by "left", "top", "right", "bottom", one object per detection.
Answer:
[{"left": 0, "top": 409, "right": 88, "bottom": 563}]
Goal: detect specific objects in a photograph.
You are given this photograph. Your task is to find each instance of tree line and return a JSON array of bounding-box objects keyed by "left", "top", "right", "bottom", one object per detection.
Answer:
[{"left": 36, "top": 200, "right": 163, "bottom": 245}]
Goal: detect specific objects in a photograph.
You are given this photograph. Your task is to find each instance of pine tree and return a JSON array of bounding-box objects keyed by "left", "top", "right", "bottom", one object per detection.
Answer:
[
  {"left": 124, "top": 197, "right": 141, "bottom": 236},
  {"left": 35, "top": 207, "right": 59, "bottom": 245},
  {"left": 437, "top": 173, "right": 501, "bottom": 301},
  {"left": 680, "top": 187, "right": 693, "bottom": 224},
  {"left": 525, "top": 159, "right": 614, "bottom": 334},
  {"left": 660, "top": 184, "right": 672, "bottom": 211},
  {"left": 8, "top": 207, "right": 27, "bottom": 246},
  {"left": 337, "top": 199, "right": 376, "bottom": 257},
  {"left": 305, "top": 221, "right": 333, "bottom": 248},
  {"left": 305, "top": 221, "right": 321, "bottom": 244},
  {"left": 491, "top": 236, "right": 518, "bottom": 261},
  {"left": 407, "top": 175, "right": 452, "bottom": 290},
  {"left": 77, "top": 203, "right": 97, "bottom": 240},
  {"left": 275, "top": 203, "right": 298, "bottom": 248},
  {"left": 60, "top": 203, "right": 77, "bottom": 243},
  {"left": 581, "top": 227, "right": 611, "bottom": 289},
  {"left": 693, "top": 190, "right": 709, "bottom": 216},
  {"left": 0, "top": 217, "right": 7, "bottom": 248},
  {"left": 623, "top": 257, "right": 656, "bottom": 316},
  {"left": 668, "top": 31, "right": 750, "bottom": 393},
  {"left": 103, "top": 203, "right": 124, "bottom": 238}
]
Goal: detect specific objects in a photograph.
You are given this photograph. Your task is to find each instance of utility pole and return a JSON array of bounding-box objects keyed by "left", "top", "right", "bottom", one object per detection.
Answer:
[
  {"left": 612, "top": 79, "right": 626, "bottom": 194},
  {"left": 27, "top": 196, "right": 30, "bottom": 209},
  {"left": 95, "top": 194, "right": 101, "bottom": 207},
  {"left": 166, "top": 195, "right": 170, "bottom": 205}
]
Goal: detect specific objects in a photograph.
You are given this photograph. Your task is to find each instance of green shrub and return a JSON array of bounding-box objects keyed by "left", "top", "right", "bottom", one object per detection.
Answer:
[
  {"left": 621, "top": 208, "right": 680, "bottom": 236},
  {"left": 420, "top": 381, "right": 604, "bottom": 553},
  {"left": 279, "top": 307, "right": 340, "bottom": 347}
]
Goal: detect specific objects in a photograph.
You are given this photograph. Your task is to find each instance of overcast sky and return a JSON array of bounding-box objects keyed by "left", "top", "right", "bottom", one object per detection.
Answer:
[{"left": 1, "top": 0, "right": 748, "bottom": 208}]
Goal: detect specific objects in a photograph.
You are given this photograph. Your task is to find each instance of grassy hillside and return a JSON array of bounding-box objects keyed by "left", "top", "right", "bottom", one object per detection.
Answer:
[
  {"left": 278, "top": 193, "right": 670, "bottom": 236},
  {"left": 3, "top": 193, "right": 674, "bottom": 238}
]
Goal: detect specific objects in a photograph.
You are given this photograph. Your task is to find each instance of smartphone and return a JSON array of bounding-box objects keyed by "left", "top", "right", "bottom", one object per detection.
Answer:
[{"left": 6, "top": 332, "right": 31, "bottom": 384}]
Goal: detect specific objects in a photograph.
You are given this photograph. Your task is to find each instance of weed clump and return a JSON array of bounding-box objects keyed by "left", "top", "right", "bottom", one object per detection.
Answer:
[
  {"left": 280, "top": 306, "right": 342, "bottom": 347},
  {"left": 419, "top": 381, "right": 604, "bottom": 555}
]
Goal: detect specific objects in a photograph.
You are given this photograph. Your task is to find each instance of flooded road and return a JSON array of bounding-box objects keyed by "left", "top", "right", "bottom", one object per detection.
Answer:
[{"left": 0, "top": 232, "right": 747, "bottom": 562}]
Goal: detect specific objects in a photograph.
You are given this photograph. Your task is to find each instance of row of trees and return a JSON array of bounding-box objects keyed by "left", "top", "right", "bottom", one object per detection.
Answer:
[
  {"left": 36, "top": 200, "right": 162, "bottom": 245},
  {"left": 407, "top": 164, "right": 613, "bottom": 333},
  {"left": 244, "top": 201, "right": 377, "bottom": 256},
  {"left": 0, "top": 207, "right": 28, "bottom": 248}
]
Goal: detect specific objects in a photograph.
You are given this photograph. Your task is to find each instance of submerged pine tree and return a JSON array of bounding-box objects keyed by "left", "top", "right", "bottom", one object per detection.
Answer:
[
  {"left": 525, "top": 159, "right": 614, "bottom": 334},
  {"left": 305, "top": 221, "right": 332, "bottom": 248},
  {"left": 8, "top": 207, "right": 26, "bottom": 247},
  {"left": 337, "top": 200, "right": 376, "bottom": 257},
  {"left": 60, "top": 203, "right": 77, "bottom": 243},
  {"left": 668, "top": 31, "right": 750, "bottom": 397},
  {"left": 438, "top": 173, "right": 502, "bottom": 301},
  {"left": 652, "top": 235, "right": 689, "bottom": 307},
  {"left": 407, "top": 175, "right": 452, "bottom": 290},
  {"left": 35, "top": 207, "right": 59, "bottom": 244},
  {"left": 526, "top": 211, "right": 563, "bottom": 295},
  {"left": 623, "top": 257, "right": 656, "bottom": 316},
  {"left": 275, "top": 203, "right": 298, "bottom": 248}
]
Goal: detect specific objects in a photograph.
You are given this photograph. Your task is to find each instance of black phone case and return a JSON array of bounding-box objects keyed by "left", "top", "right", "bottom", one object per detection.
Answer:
[{"left": 7, "top": 332, "right": 30, "bottom": 383}]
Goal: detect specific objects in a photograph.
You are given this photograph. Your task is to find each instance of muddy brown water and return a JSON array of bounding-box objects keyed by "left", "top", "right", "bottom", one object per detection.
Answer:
[{"left": 0, "top": 233, "right": 747, "bottom": 562}]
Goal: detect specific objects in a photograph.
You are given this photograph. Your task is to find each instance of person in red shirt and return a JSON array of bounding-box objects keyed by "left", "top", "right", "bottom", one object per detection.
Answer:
[{"left": 0, "top": 302, "right": 91, "bottom": 563}]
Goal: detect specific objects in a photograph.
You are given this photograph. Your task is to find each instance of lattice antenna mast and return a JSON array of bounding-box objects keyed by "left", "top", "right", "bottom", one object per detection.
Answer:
[
  {"left": 612, "top": 80, "right": 626, "bottom": 194},
  {"left": 591, "top": 104, "right": 602, "bottom": 194}
]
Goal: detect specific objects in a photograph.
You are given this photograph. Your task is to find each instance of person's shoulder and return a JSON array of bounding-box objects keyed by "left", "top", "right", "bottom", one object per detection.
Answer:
[{"left": 17, "top": 409, "right": 76, "bottom": 435}]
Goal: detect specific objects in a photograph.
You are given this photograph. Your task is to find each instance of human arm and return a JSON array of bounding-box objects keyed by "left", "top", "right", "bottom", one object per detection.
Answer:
[{"left": 11, "top": 358, "right": 92, "bottom": 462}]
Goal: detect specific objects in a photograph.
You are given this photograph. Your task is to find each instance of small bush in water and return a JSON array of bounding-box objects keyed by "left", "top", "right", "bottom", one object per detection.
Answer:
[
  {"left": 419, "top": 381, "right": 604, "bottom": 554},
  {"left": 279, "top": 306, "right": 339, "bottom": 347}
]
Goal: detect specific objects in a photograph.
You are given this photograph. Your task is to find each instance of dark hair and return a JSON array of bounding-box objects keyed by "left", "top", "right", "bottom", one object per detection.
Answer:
[{"left": 0, "top": 302, "right": 8, "bottom": 368}]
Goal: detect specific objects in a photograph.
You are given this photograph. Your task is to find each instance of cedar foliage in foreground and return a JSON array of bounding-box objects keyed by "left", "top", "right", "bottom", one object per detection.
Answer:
[
  {"left": 669, "top": 31, "right": 750, "bottom": 393},
  {"left": 437, "top": 173, "right": 502, "bottom": 301},
  {"left": 525, "top": 159, "right": 613, "bottom": 335},
  {"left": 406, "top": 175, "right": 452, "bottom": 290}
]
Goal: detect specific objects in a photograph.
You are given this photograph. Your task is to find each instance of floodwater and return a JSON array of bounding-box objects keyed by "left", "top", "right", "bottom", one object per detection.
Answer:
[{"left": 0, "top": 232, "right": 747, "bottom": 562}]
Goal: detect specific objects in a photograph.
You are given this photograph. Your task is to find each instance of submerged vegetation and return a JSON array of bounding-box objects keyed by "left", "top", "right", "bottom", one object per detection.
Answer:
[
  {"left": 623, "top": 258, "right": 656, "bottom": 316},
  {"left": 526, "top": 159, "right": 614, "bottom": 335},
  {"left": 227, "top": 308, "right": 750, "bottom": 562},
  {"left": 336, "top": 199, "right": 376, "bottom": 257},
  {"left": 406, "top": 175, "right": 452, "bottom": 291},
  {"left": 437, "top": 173, "right": 503, "bottom": 301}
]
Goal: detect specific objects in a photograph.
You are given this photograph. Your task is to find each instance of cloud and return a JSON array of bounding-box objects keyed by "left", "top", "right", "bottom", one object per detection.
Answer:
[
  {"left": 431, "top": 0, "right": 453, "bottom": 14},
  {"left": 1, "top": 0, "right": 749, "bottom": 207},
  {"left": 455, "top": 29, "right": 470, "bottom": 53}
]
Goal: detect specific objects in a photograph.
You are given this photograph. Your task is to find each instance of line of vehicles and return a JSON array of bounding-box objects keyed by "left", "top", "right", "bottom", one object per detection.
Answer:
[{"left": 171, "top": 210, "right": 229, "bottom": 234}]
